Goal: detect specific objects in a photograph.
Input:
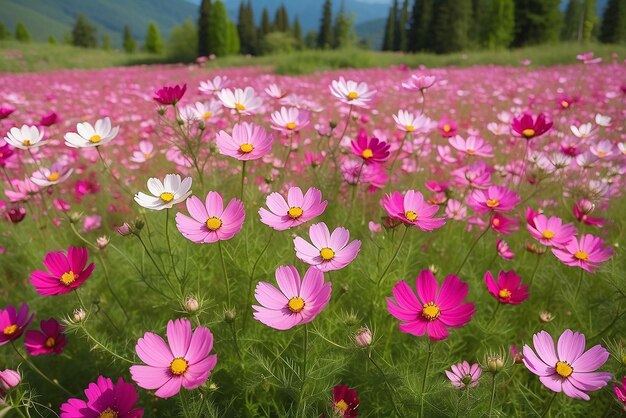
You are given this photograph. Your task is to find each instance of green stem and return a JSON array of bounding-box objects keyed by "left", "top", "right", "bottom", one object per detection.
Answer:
[
  {"left": 486, "top": 303, "right": 501, "bottom": 327},
  {"left": 229, "top": 322, "right": 243, "bottom": 363},
  {"left": 455, "top": 225, "right": 489, "bottom": 276},
  {"left": 240, "top": 160, "right": 247, "bottom": 201},
  {"left": 377, "top": 226, "right": 409, "bottom": 286},
  {"left": 11, "top": 342, "right": 72, "bottom": 396},
  {"left": 419, "top": 342, "right": 433, "bottom": 418},
  {"left": 574, "top": 268, "right": 584, "bottom": 299},
  {"left": 368, "top": 352, "right": 402, "bottom": 417},
  {"left": 108, "top": 243, "right": 168, "bottom": 298},
  {"left": 97, "top": 253, "right": 129, "bottom": 320},
  {"left": 528, "top": 254, "right": 543, "bottom": 288},
  {"left": 540, "top": 392, "right": 557, "bottom": 418},
  {"left": 96, "top": 147, "right": 134, "bottom": 196},
  {"left": 488, "top": 373, "right": 497, "bottom": 417},
  {"left": 389, "top": 131, "right": 410, "bottom": 173},
  {"left": 135, "top": 234, "right": 177, "bottom": 296},
  {"left": 165, "top": 209, "right": 183, "bottom": 286},
  {"left": 515, "top": 140, "right": 530, "bottom": 192},
  {"left": 243, "top": 231, "right": 274, "bottom": 332},
  {"left": 218, "top": 241, "right": 231, "bottom": 307},
  {"left": 297, "top": 323, "right": 309, "bottom": 416}
]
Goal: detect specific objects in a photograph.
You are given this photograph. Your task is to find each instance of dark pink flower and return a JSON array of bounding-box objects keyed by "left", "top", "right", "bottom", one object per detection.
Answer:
[
  {"left": 468, "top": 186, "right": 520, "bottom": 214},
  {"left": 60, "top": 376, "right": 143, "bottom": 417},
  {"left": 0, "top": 303, "right": 34, "bottom": 345},
  {"left": 0, "top": 106, "right": 15, "bottom": 120},
  {"left": 350, "top": 129, "right": 390, "bottom": 165},
  {"left": 154, "top": 83, "right": 187, "bottom": 106},
  {"left": 30, "top": 246, "right": 96, "bottom": 296},
  {"left": 552, "top": 234, "right": 613, "bottom": 272},
  {"left": 490, "top": 213, "right": 518, "bottom": 235},
  {"left": 332, "top": 385, "right": 359, "bottom": 417},
  {"left": 511, "top": 112, "right": 552, "bottom": 140},
  {"left": 381, "top": 190, "right": 446, "bottom": 231},
  {"left": 484, "top": 270, "right": 528, "bottom": 304},
  {"left": 24, "top": 318, "right": 67, "bottom": 355}
]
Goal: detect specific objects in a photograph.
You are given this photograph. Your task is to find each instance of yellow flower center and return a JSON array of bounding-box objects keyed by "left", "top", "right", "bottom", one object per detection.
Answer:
[
  {"left": 362, "top": 148, "right": 374, "bottom": 159},
  {"left": 45, "top": 336, "right": 56, "bottom": 348},
  {"left": 492, "top": 218, "right": 500, "bottom": 227},
  {"left": 288, "top": 207, "right": 303, "bottom": 219},
  {"left": 443, "top": 124, "right": 451, "bottom": 132},
  {"left": 47, "top": 172, "right": 60, "bottom": 182},
  {"left": 170, "top": 357, "right": 188, "bottom": 375},
  {"left": 574, "top": 250, "right": 588, "bottom": 260},
  {"left": 467, "top": 149, "right": 475, "bottom": 155},
  {"left": 206, "top": 217, "right": 222, "bottom": 231},
  {"left": 286, "top": 122, "right": 297, "bottom": 130},
  {"left": 144, "top": 153, "right": 151, "bottom": 159},
  {"left": 3, "top": 324, "right": 18, "bottom": 335},
  {"left": 405, "top": 210, "right": 418, "bottom": 221},
  {"left": 347, "top": 91, "right": 359, "bottom": 100},
  {"left": 422, "top": 302, "right": 441, "bottom": 321},
  {"left": 160, "top": 192, "right": 174, "bottom": 202},
  {"left": 61, "top": 271, "right": 76, "bottom": 285},
  {"left": 406, "top": 125, "right": 415, "bottom": 132},
  {"left": 542, "top": 230, "right": 555, "bottom": 239},
  {"left": 288, "top": 296, "right": 305, "bottom": 313},
  {"left": 89, "top": 135, "right": 102, "bottom": 144},
  {"left": 235, "top": 103, "right": 246, "bottom": 111},
  {"left": 335, "top": 399, "right": 349, "bottom": 413},
  {"left": 555, "top": 361, "right": 573, "bottom": 378},
  {"left": 240, "top": 143, "right": 254, "bottom": 153},
  {"left": 561, "top": 100, "right": 569, "bottom": 108},
  {"left": 22, "top": 139, "right": 31, "bottom": 146},
  {"left": 597, "top": 151, "right": 606, "bottom": 157},
  {"left": 522, "top": 128, "right": 535, "bottom": 138},
  {"left": 320, "top": 247, "right": 335, "bottom": 261},
  {"left": 486, "top": 199, "right": 500, "bottom": 208},
  {"left": 498, "top": 289, "right": 511, "bottom": 299},
  {"left": 203, "top": 111, "right": 213, "bottom": 120},
  {"left": 99, "top": 408, "right": 118, "bottom": 418}
]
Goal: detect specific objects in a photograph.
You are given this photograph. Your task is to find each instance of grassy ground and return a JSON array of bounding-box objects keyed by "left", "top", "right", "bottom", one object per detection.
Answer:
[{"left": 1, "top": 40, "right": 625, "bottom": 74}]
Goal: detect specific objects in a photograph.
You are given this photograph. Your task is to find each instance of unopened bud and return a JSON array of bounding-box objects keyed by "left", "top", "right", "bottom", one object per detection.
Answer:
[
  {"left": 157, "top": 108, "right": 166, "bottom": 116},
  {"left": 539, "top": 311, "right": 555, "bottom": 323},
  {"left": 69, "top": 212, "right": 83, "bottom": 224},
  {"left": 96, "top": 236, "right": 109, "bottom": 249},
  {"left": 354, "top": 326, "right": 373, "bottom": 347},
  {"left": 134, "top": 218, "right": 145, "bottom": 231},
  {"left": 113, "top": 223, "right": 132, "bottom": 236},
  {"left": 428, "top": 264, "right": 439, "bottom": 275},
  {"left": 185, "top": 295, "right": 200, "bottom": 312},
  {"left": 329, "top": 121, "right": 338, "bottom": 129},
  {"left": 485, "top": 354, "right": 505, "bottom": 373},
  {"left": 223, "top": 307, "right": 236, "bottom": 323},
  {"left": 73, "top": 308, "right": 86, "bottom": 322}
]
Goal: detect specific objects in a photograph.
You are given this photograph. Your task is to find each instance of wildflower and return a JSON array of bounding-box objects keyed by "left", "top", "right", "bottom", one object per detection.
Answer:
[
  {"left": 0, "top": 303, "right": 34, "bottom": 345},
  {"left": 449, "top": 135, "right": 494, "bottom": 158},
  {"left": 402, "top": 74, "right": 436, "bottom": 91},
  {"left": 468, "top": 185, "right": 520, "bottom": 214},
  {"left": 595, "top": 114, "right": 611, "bottom": 127},
  {"left": 216, "top": 122, "right": 273, "bottom": 161},
  {"left": 438, "top": 117, "right": 457, "bottom": 137},
  {"left": 329, "top": 77, "right": 376, "bottom": 108},
  {"left": 264, "top": 83, "right": 287, "bottom": 99},
  {"left": 511, "top": 113, "right": 552, "bottom": 140},
  {"left": 392, "top": 110, "right": 431, "bottom": 133},
  {"left": 252, "top": 265, "right": 331, "bottom": 330},
  {"left": 198, "top": 76, "right": 230, "bottom": 95},
  {"left": 293, "top": 223, "right": 361, "bottom": 272},
  {"left": 189, "top": 100, "right": 223, "bottom": 124},
  {"left": 217, "top": 87, "right": 263, "bottom": 115},
  {"left": 570, "top": 123, "right": 595, "bottom": 139},
  {"left": 270, "top": 107, "right": 310, "bottom": 133},
  {"left": 484, "top": 270, "right": 528, "bottom": 304},
  {"left": 381, "top": 190, "right": 446, "bottom": 231},
  {"left": 154, "top": 83, "right": 186, "bottom": 105},
  {"left": 39, "top": 111, "right": 58, "bottom": 127},
  {"left": 259, "top": 187, "right": 327, "bottom": 231},
  {"left": 354, "top": 327, "right": 372, "bottom": 347},
  {"left": 134, "top": 174, "right": 192, "bottom": 211},
  {"left": 130, "top": 318, "right": 217, "bottom": 398},
  {"left": 527, "top": 213, "right": 576, "bottom": 248},
  {"left": 0, "top": 142, "right": 15, "bottom": 166},
  {"left": 490, "top": 213, "right": 518, "bottom": 235},
  {"left": 523, "top": 330, "right": 611, "bottom": 400},
  {"left": 130, "top": 141, "right": 154, "bottom": 163},
  {"left": 387, "top": 270, "right": 475, "bottom": 341},
  {"left": 332, "top": 385, "right": 360, "bottom": 417},
  {"left": 30, "top": 246, "right": 95, "bottom": 296},
  {"left": 350, "top": 130, "right": 390, "bottom": 165},
  {"left": 60, "top": 376, "right": 143, "bottom": 417},
  {"left": 572, "top": 200, "right": 605, "bottom": 227},
  {"left": 0, "top": 369, "right": 20, "bottom": 400},
  {"left": 4, "top": 206, "right": 26, "bottom": 223},
  {"left": 30, "top": 161, "right": 73, "bottom": 187},
  {"left": 96, "top": 236, "right": 109, "bottom": 249},
  {"left": 24, "top": 318, "right": 67, "bottom": 355},
  {"left": 445, "top": 361, "right": 481, "bottom": 389},
  {"left": 552, "top": 234, "right": 613, "bottom": 272},
  {"left": 614, "top": 377, "right": 626, "bottom": 409},
  {"left": 64, "top": 117, "right": 119, "bottom": 148},
  {"left": 175, "top": 191, "right": 244, "bottom": 243},
  {"left": 4, "top": 125, "right": 46, "bottom": 150},
  {"left": 539, "top": 311, "right": 555, "bottom": 323},
  {"left": 0, "top": 106, "right": 15, "bottom": 120}
]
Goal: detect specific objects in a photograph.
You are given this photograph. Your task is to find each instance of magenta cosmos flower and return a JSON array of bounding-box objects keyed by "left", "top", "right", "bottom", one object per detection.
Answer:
[
  {"left": 259, "top": 186, "right": 327, "bottom": 231},
  {"left": 615, "top": 377, "right": 626, "bottom": 408},
  {"left": 30, "top": 246, "right": 95, "bottom": 296},
  {"left": 153, "top": 83, "right": 186, "bottom": 106},
  {"left": 350, "top": 130, "right": 390, "bottom": 165},
  {"left": 484, "top": 270, "right": 528, "bottom": 304},
  {"left": 130, "top": 318, "right": 217, "bottom": 398},
  {"left": 552, "top": 234, "right": 613, "bottom": 272},
  {"left": 523, "top": 330, "right": 611, "bottom": 400},
  {"left": 25, "top": 318, "right": 68, "bottom": 355},
  {"left": 468, "top": 185, "right": 520, "bottom": 214},
  {"left": 332, "top": 385, "right": 359, "bottom": 417},
  {"left": 387, "top": 270, "right": 475, "bottom": 341},
  {"left": 0, "top": 303, "right": 33, "bottom": 345},
  {"left": 445, "top": 361, "right": 482, "bottom": 389},
  {"left": 216, "top": 122, "right": 273, "bottom": 161},
  {"left": 381, "top": 190, "right": 446, "bottom": 231},
  {"left": 293, "top": 223, "right": 361, "bottom": 272},
  {"left": 511, "top": 112, "right": 552, "bottom": 140},
  {"left": 253, "top": 265, "right": 331, "bottom": 330},
  {"left": 60, "top": 376, "right": 143, "bottom": 418},
  {"left": 527, "top": 213, "right": 576, "bottom": 248},
  {"left": 176, "top": 192, "right": 244, "bottom": 243}
]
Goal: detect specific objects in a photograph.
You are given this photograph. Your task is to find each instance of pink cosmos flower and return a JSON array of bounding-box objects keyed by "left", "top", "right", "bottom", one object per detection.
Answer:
[
  {"left": 175, "top": 192, "right": 244, "bottom": 243},
  {"left": 615, "top": 377, "right": 626, "bottom": 409},
  {"left": 527, "top": 213, "right": 576, "bottom": 248},
  {"left": 484, "top": 270, "right": 528, "bottom": 304},
  {"left": 270, "top": 107, "right": 310, "bottom": 133},
  {"left": 259, "top": 187, "right": 327, "bottom": 231},
  {"left": 130, "top": 318, "right": 217, "bottom": 398},
  {"left": 199, "top": 76, "right": 230, "bottom": 95},
  {"left": 381, "top": 190, "right": 446, "bottom": 231},
  {"left": 24, "top": 318, "right": 68, "bottom": 355},
  {"left": 449, "top": 135, "right": 494, "bottom": 157},
  {"left": 130, "top": 141, "right": 154, "bottom": 163},
  {"left": 252, "top": 265, "right": 331, "bottom": 330},
  {"left": 217, "top": 87, "right": 263, "bottom": 115},
  {"left": 511, "top": 112, "right": 552, "bottom": 140},
  {"left": 39, "top": 111, "right": 58, "bottom": 127},
  {"left": 0, "top": 106, "right": 15, "bottom": 120},
  {"left": 551, "top": 234, "right": 613, "bottom": 272},
  {"left": 0, "top": 303, "right": 34, "bottom": 345},
  {"left": 402, "top": 74, "right": 436, "bottom": 91},
  {"left": 83, "top": 215, "right": 102, "bottom": 232},
  {"left": 216, "top": 122, "right": 273, "bottom": 161},
  {"left": 386, "top": 270, "right": 475, "bottom": 341},
  {"left": 329, "top": 77, "right": 376, "bottom": 108},
  {"left": 0, "top": 143, "right": 15, "bottom": 167},
  {"left": 60, "top": 376, "right": 143, "bottom": 417},
  {"left": 294, "top": 223, "right": 361, "bottom": 272},
  {"left": 523, "top": 330, "right": 611, "bottom": 400},
  {"left": 30, "top": 246, "right": 95, "bottom": 296},
  {"left": 438, "top": 117, "right": 457, "bottom": 137},
  {"left": 446, "top": 199, "right": 467, "bottom": 220},
  {"left": 490, "top": 213, "right": 518, "bottom": 235},
  {"left": 0, "top": 369, "right": 20, "bottom": 400},
  {"left": 468, "top": 186, "right": 520, "bottom": 214},
  {"left": 154, "top": 83, "right": 186, "bottom": 106},
  {"left": 350, "top": 130, "right": 390, "bottom": 165},
  {"left": 445, "top": 361, "right": 482, "bottom": 389},
  {"left": 392, "top": 110, "right": 432, "bottom": 133},
  {"left": 30, "top": 161, "right": 73, "bottom": 187}
]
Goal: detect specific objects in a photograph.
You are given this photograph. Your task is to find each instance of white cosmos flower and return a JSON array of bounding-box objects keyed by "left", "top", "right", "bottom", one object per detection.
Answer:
[
  {"left": 199, "top": 76, "right": 230, "bottom": 95},
  {"left": 570, "top": 123, "right": 595, "bottom": 139},
  {"left": 217, "top": 87, "right": 263, "bottom": 115},
  {"left": 64, "top": 117, "right": 119, "bottom": 148},
  {"left": 30, "top": 161, "right": 73, "bottom": 187},
  {"left": 265, "top": 83, "right": 287, "bottom": 99},
  {"left": 329, "top": 77, "right": 376, "bottom": 108},
  {"left": 393, "top": 109, "right": 432, "bottom": 133},
  {"left": 595, "top": 114, "right": 611, "bottom": 127},
  {"left": 4, "top": 125, "right": 46, "bottom": 150},
  {"left": 134, "top": 174, "right": 192, "bottom": 211},
  {"left": 190, "top": 100, "right": 223, "bottom": 123}
]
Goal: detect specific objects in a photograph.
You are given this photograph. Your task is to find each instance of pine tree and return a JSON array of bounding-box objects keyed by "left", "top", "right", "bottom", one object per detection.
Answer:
[
  {"left": 482, "top": 0, "right": 515, "bottom": 48},
  {"left": 333, "top": 4, "right": 354, "bottom": 49},
  {"left": 292, "top": 16, "right": 302, "bottom": 47},
  {"left": 238, "top": 1, "right": 257, "bottom": 55},
  {"left": 207, "top": 0, "right": 229, "bottom": 56},
  {"left": 123, "top": 25, "right": 136, "bottom": 53},
  {"left": 429, "top": 0, "right": 472, "bottom": 53},
  {"left": 382, "top": 0, "right": 397, "bottom": 51},
  {"left": 513, "top": 0, "right": 562, "bottom": 46},
  {"left": 198, "top": 0, "right": 212, "bottom": 57},
  {"left": 562, "top": 0, "right": 582, "bottom": 41},
  {"left": 169, "top": 19, "right": 198, "bottom": 61},
  {"left": 0, "top": 22, "right": 11, "bottom": 40},
  {"left": 72, "top": 14, "right": 97, "bottom": 48},
  {"left": 408, "top": 0, "right": 434, "bottom": 52},
  {"left": 260, "top": 8, "right": 272, "bottom": 36},
  {"left": 580, "top": 0, "right": 597, "bottom": 42},
  {"left": 274, "top": 5, "right": 289, "bottom": 32},
  {"left": 15, "top": 22, "right": 30, "bottom": 43},
  {"left": 318, "top": 0, "right": 333, "bottom": 49},
  {"left": 394, "top": 0, "right": 409, "bottom": 51},
  {"left": 226, "top": 21, "right": 240, "bottom": 55},
  {"left": 145, "top": 22, "right": 164, "bottom": 54},
  {"left": 599, "top": 0, "right": 626, "bottom": 43}
]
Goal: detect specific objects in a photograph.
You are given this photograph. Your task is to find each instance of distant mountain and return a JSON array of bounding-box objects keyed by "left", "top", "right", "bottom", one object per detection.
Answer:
[
  {"left": 355, "top": 18, "right": 387, "bottom": 50},
  {"left": 0, "top": 0, "right": 197, "bottom": 46}
]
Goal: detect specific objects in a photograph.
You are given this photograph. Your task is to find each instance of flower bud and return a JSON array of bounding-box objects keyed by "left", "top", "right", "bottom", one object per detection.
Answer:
[
  {"left": 157, "top": 107, "right": 166, "bottom": 116},
  {"left": 96, "top": 236, "right": 109, "bottom": 249},
  {"left": 185, "top": 295, "right": 200, "bottom": 313},
  {"left": 113, "top": 223, "right": 132, "bottom": 236},
  {"left": 539, "top": 311, "right": 555, "bottom": 323},
  {"left": 428, "top": 264, "right": 439, "bottom": 275},
  {"left": 6, "top": 206, "right": 26, "bottom": 223},
  {"left": 134, "top": 218, "right": 145, "bottom": 231},
  {"left": 354, "top": 327, "right": 372, "bottom": 348},
  {"left": 485, "top": 354, "right": 505, "bottom": 373},
  {"left": 0, "top": 369, "right": 21, "bottom": 392},
  {"left": 68, "top": 211, "right": 83, "bottom": 224},
  {"left": 73, "top": 308, "right": 86, "bottom": 322},
  {"left": 223, "top": 307, "right": 237, "bottom": 323},
  {"left": 329, "top": 120, "right": 338, "bottom": 130}
]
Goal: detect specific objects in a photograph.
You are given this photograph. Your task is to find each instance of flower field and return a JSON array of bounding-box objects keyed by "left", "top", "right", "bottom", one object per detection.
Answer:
[{"left": 0, "top": 57, "right": 625, "bottom": 417}]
